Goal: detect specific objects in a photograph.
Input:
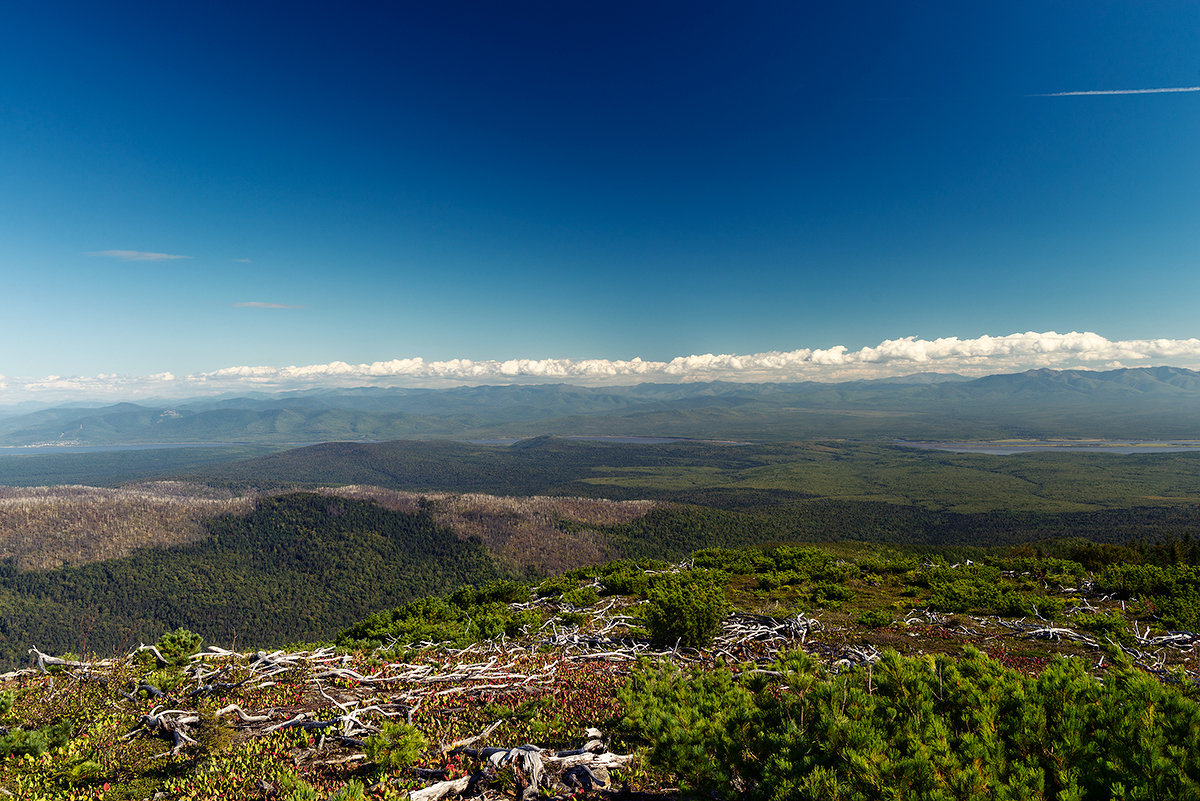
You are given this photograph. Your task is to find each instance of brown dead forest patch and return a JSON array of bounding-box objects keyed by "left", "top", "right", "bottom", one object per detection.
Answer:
[
  {"left": 0, "top": 482, "right": 661, "bottom": 576},
  {"left": 0, "top": 482, "right": 255, "bottom": 571}
]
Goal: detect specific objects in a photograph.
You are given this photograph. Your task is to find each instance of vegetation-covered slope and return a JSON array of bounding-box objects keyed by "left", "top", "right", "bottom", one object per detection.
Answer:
[
  {"left": 2, "top": 541, "right": 1199, "bottom": 800},
  {"left": 0, "top": 482, "right": 659, "bottom": 578},
  {"left": 181, "top": 438, "right": 1200, "bottom": 513},
  {"left": 0, "top": 494, "right": 504, "bottom": 666},
  {"left": 0, "top": 444, "right": 280, "bottom": 488},
  {"left": 4, "top": 476, "right": 1200, "bottom": 669}
]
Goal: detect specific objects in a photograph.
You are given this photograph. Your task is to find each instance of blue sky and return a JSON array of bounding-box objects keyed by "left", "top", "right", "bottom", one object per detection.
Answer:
[{"left": 2, "top": 2, "right": 1199, "bottom": 399}]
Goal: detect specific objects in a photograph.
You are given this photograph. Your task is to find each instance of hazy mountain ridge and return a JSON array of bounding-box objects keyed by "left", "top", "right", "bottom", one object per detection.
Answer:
[{"left": 2, "top": 367, "right": 1199, "bottom": 445}]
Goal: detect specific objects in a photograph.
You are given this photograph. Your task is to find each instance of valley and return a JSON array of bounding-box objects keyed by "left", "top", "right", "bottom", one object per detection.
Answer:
[{"left": 2, "top": 372, "right": 1199, "bottom": 799}]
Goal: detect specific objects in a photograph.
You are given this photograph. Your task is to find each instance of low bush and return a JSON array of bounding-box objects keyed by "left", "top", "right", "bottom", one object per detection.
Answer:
[
  {"left": 855, "top": 608, "right": 893, "bottom": 628},
  {"left": 807, "top": 581, "right": 854, "bottom": 606},
  {"left": 0, "top": 719, "right": 71, "bottom": 758},
  {"left": 1096, "top": 564, "right": 1200, "bottom": 630},
  {"left": 622, "top": 647, "right": 1200, "bottom": 800},
  {"left": 364, "top": 722, "right": 427, "bottom": 771},
  {"left": 536, "top": 574, "right": 579, "bottom": 598},
  {"left": 156, "top": 627, "right": 204, "bottom": 666},
  {"left": 643, "top": 571, "right": 729, "bottom": 648},
  {"left": 1072, "top": 610, "right": 1132, "bottom": 644},
  {"left": 561, "top": 586, "right": 600, "bottom": 607}
]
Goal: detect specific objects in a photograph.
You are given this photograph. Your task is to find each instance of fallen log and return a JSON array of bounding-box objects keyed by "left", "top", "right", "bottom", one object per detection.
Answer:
[{"left": 409, "top": 775, "right": 471, "bottom": 801}]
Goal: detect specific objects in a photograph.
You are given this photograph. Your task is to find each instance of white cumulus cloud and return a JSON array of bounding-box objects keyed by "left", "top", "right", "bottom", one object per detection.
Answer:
[{"left": 4, "top": 331, "right": 1200, "bottom": 404}]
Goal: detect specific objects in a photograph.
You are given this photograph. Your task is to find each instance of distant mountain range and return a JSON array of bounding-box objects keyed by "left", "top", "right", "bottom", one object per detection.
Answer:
[{"left": 1, "top": 367, "right": 1198, "bottom": 445}]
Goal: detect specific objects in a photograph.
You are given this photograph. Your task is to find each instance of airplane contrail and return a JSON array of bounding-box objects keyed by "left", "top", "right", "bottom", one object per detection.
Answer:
[{"left": 1033, "top": 86, "right": 1200, "bottom": 97}]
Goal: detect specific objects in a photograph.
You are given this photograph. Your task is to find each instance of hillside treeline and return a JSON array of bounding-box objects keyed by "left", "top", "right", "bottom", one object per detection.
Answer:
[
  {"left": 0, "top": 494, "right": 503, "bottom": 666},
  {"left": 4, "top": 485, "right": 1200, "bottom": 667},
  {"left": 607, "top": 497, "right": 1200, "bottom": 558}
]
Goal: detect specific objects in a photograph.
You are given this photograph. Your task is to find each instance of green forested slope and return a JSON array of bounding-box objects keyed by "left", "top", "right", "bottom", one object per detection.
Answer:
[
  {"left": 177, "top": 438, "right": 1200, "bottom": 557},
  {"left": 182, "top": 438, "right": 1200, "bottom": 512},
  {"left": 0, "top": 494, "right": 504, "bottom": 666},
  {"left": 0, "top": 445, "right": 280, "bottom": 487},
  {"left": 3, "top": 537, "right": 1200, "bottom": 798}
]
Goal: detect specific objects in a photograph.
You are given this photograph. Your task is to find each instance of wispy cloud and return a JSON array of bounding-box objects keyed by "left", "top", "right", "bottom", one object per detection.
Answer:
[
  {"left": 232, "top": 258, "right": 252, "bottom": 263},
  {"left": 88, "top": 250, "right": 191, "bottom": 262},
  {"left": 6, "top": 332, "right": 1200, "bottom": 404},
  {"left": 1033, "top": 86, "right": 1200, "bottom": 97},
  {"left": 233, "top": 302, "right": 303, "bottom": 309}
]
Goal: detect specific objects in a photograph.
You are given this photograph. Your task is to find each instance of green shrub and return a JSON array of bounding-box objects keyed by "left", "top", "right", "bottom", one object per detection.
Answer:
[
  {"left": 764, "top": 546, "right": 835, "bottom": 578},
  {"left": 503, "top": 609, "right": 541, "bottom": 637},
  {"left": 593, "top": 559, "right": 664, "bottom": 596},
  {"left": 926, "top": 566, "right": 1004, "bottom": 613},
  {"left": 693, "top": 547, "right": 764, "bottom": 575},
  {"left": 643, "top": 571, "right": 729, "bottom": 648},
  {"left": 1072, "top": 610, "right": 1132, "bottom": 644},
  {"left": 757, "top": 570, "right": 804, "bottom": 591},
  {"left": 995, "top": 592, "right": 1065, "bottom": 620},
  {"left": 326, "top": 781, "right": 367, "bottom": 801},
  {"left": 537, "top": 574, "right": 580, "bottom": 598},
  {"left": 561, "top": 586, "right": 600, "bottom": 607},
  {"left": 364, "top": 722, "right": 428, "bottom": 771},
  {"left": 156, "top": 627, "right": 204, "bottom": 666},
  {"left": 476, "top": 579, "right": 531, "bottom": 605},
  {"left": 338, "top": 590, "right": 547, "bottom": 651},
  {"left": 0, "top": 720, "right": 71, "bottom": 758},
  {"left": 144, "top": 667, "right": 188, "bottom": 695},
  {"left": 855, "top": 608, "right": 893, "bottom": 628},
  {"left": 622, "top": 647, "right": 1200, "bottom": 800},
  {"left": 276, "top": 770, "right": 321, "bottom": 801},
  {"left": 194, "top": 705, "right": 235, "bottom": 757},
  {"left": 61, "top": 758, "right": 103, "bottom": 785},
  {"left": 807, "top": 581, "right": 854, "bottom": 606},
  {"left": 1028, "top": 594, "right": 1065, "bottom": 619},
  {"left": 468, "top": 611, "right": 507, "bottom": 640},
  {"left": 1096, "top": 563, "right": 1200, "bottom": 630},
  {"left": 620, "top": 659, "right": 758, "bottom": 794},
  {"left": 338, "top": 596, "right": 466, "bottom": 649},
  {"left": 857, "top": 555, "right": 916, "bottom": 575},
  {"left": 599, "top": 566, "right": 650, "bottom": 597},
  {"left": 557, "top": 611, "right": 587, "bottom": 627}
]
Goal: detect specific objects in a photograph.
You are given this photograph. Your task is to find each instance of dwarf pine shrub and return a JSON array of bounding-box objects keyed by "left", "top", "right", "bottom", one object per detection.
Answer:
[
  {"left": 156, "top": 627, "right": 204, "bottom": 666},
  {"left": 621, "top": 647, "right": 1200, "bottom": 800},
  {"left": 643, "top": 570, "right": 729, "bottom": 648},
  {"left": 364, "top": 722, "right": 428, "bottom": 771}
]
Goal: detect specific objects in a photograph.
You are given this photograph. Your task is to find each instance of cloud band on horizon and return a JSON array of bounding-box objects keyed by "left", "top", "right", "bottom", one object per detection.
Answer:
[{"left": 8, "top": 331, "right": 1200, "bottom": 403}]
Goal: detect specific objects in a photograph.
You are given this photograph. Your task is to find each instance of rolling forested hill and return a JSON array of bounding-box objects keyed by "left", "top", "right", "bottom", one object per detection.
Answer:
[
  {"left": 182, "top": 436, "right": 1200, "bottom": 514},
  {"left": 0, "top": 493, "right": 504, "bottom": 666}
]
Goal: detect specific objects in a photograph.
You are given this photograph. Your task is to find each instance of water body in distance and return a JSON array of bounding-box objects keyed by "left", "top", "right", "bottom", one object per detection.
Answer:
[
  {"left": 465, "top": 436, "right": 750, "bottom": 446},
  {"left": 897, "top": 440, "right": 1200, "bottom": 455},
  {"left": 0, "top": 442, "right": 313, "bottom": 456}
]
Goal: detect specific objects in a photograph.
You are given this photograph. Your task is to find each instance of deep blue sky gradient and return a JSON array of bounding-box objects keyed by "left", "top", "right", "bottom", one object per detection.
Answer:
[{"left": 2, "top": 1, "right": 1198, "bottom": 377}]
